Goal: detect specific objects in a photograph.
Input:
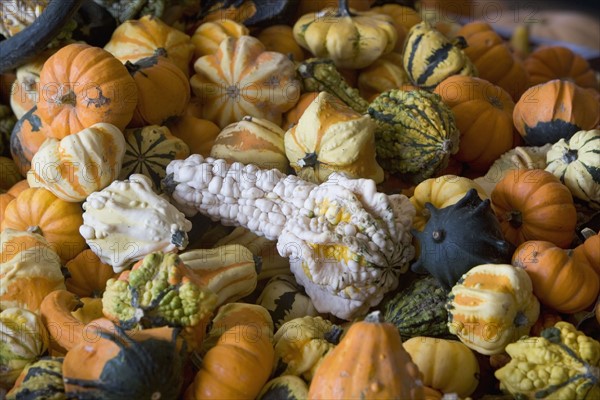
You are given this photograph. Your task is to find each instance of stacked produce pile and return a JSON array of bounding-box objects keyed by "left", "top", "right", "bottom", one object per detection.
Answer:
[{"left": 1, "top": 0, "right": 599, "bottom": 398}]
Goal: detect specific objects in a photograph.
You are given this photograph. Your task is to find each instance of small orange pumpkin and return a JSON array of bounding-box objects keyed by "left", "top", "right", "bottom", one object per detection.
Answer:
[
  {"left": 257, "top": 25, "right": 305, "bottom": 62},
  {"left": 167, "top": 99, "right": 221, "bottom": 157},
  {"left": 456, "top": 21, "right": 529, "bottom": 102},
  {"left": 490, "top": 169, "right": 577, "bottom": 248},
  {"left": 513, "top": 240, "right": 600, "bottom": 314},
  {"left": 65, "top": 249, "right": 118, "bottom": 298},
  {"left": 434, "top": 75, "right": 515, "bottom": 172},
  {"left": 1, "top": 187, "right": 87, "bottom": 262},
  {"left": 524, "top": 46, "right": 599, "bottom": 89},
  {"left": 36, "top": 43, "right": 138, "bottom": 139},
  {"left": 0, "top": 180, "right": 28, "bottom": 225}
]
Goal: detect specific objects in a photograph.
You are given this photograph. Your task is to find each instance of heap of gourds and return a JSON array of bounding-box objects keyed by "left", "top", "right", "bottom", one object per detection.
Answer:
[{"left": 1, "top": 0, "right": 599, "bottom": 399}]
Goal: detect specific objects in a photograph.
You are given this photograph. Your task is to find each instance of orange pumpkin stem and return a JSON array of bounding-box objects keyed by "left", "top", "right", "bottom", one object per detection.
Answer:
[
  {"left": 507, "top": 210, "right": 523, "bottom": 228},
  {"left": 59, "top": 90, "right": 77, "bottom": 106}
]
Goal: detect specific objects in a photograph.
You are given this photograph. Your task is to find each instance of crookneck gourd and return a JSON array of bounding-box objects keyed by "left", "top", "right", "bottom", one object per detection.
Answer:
[
  {"left": 162, "top": 155, "right": 416, "bottom": 320},
  {"left": 79, "top": 174, "right": 192, "bottom": 272},
  {"left": 368, "top": 89, "right": 460, "bottom": 183},
  {"left": 412, "top": 189, "right": 514, "bottom": 289}
]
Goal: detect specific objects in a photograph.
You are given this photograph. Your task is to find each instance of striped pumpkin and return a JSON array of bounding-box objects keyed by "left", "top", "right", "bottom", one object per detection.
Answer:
[
  {"left": 104, "top": 15, "right": 194, "bottom": 76},
  {"left": 446, "top": 263, "right": 540, "bottom": 355},
  {"left": 545, "top": 129, "right": 600, "bottom": 209},
  {"left": 210, "top": 116, "right": 288, "bottom": 172},
  {"left": 27, "top": 123, "right": 126, "bottom": 202},
  {"left": 0, "top": 228, "right": 65, "bottom": 312},
  {"left": 190, "top": 35, "right": 300, "bottom": 128},
  {"left": 403, "top": 21, "right": 476, "bottom": 91},
  {"left": 285, "top": 91, "right": 383, "bottom": 183},
  {"left": 368, "top": 89, "right": 460, "bottom": 183},
  {"left": 191, "top": 19, "right": 248, "bottom": 60},
  {"left": 179, "top": 244, "right": 258, "bottom": 307},
  {"left": 120, "top": 125, "right": 189, "bottom": 189}
]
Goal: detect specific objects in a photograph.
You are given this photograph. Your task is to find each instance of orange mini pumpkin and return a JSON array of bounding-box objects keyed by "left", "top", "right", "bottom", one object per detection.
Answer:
[
  {"left": 434, "top": 75, "right": 515, "bottom": 171},
  {"left": 36, "top": 43, "right": 138, "bottom": 139},
  {"left": 257, "top": 25, "right": 305, "bottom": 62},
  {"left": 490, "top": 169, "right": 577, "bottom": 248},
  {"left": 524, "top": 46, "right": 599, "bottom": 89},
  {"left": 65, "top": 249, "right": 118, "bottom": 298},
  {"left": 167, "top": 99, "right": 221, "bottom": 157},
  {"left": 513, "top": 240, "right": 600, "bottom": 314},
  {"left": 573, "top": 229, "right": 600, "bottom": 277},
  {"left": 457, "top": 21, "right": 529, "bottom": 102}
]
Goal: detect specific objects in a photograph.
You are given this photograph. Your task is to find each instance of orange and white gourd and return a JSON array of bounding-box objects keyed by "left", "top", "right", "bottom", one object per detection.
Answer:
[
  {"left": 163, "top": 155, "right": 415, "bottom": 320},
  {"left": 27, "top": 123, "right": 126, "bottom": 202},
  {"left": 190, "top": 35, "right": 300, "bottom": 129},
  {"left": 79, "top": 174, "right": 192, "bottom": 272}
]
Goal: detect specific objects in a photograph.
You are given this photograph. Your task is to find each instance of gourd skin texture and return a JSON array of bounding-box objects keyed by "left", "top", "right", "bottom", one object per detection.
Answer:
[
  {"left": 495, "top": 322, "right": 600, "bottom": 399},
  {"left": 5, "top": 356, "right": 65, "bottom": 400},
  {"left": 163, "top": 155, "right": 415, "bottom": 320}
]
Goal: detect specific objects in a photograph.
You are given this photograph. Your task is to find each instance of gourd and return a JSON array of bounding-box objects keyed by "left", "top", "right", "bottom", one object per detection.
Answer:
[
  {"left": 199, "top": 302, "right": 274, "bottom": 356},
  {"left": 0, "top": 229, "right": 65, "bottom": 312},
  {"left": 191, "top": 19, "right": 248, "bottom": 60},
  {"left": 39, "top": 289, "right": 88, "bottom": 354},
  {"left": 403, "top": 336, "right": 480, "bottom": 398},
  {"left": 5, "top": 357, "right": 65, "bottom": 400},
  {"left": 257, "top": 275, "right": 320, "bottom": 330},
  {"left": 0, "top": 307, "right": 49, "bottom": 389},
  {"left": 9, "top": 49, "right": 54, "bottom": 119},
  {"left": 368, "top": 89, "right": 460, "bottom": 183},
  {"left": 545, "top": 129, "right": 600, "bottom": 209},
  {"left": 178, "top": 244, "right": 258, "bottom": 307},
  {"left": 490, "top": 169, "right": 577, "bottom": 248},
  {"left": 0, "top": 105, "right": 17, "bottom": 157},
  {"left": 308, "top": 311, "right": 424, "bottom": 399},
  {"left": 163, "top": 155, "right": 416, "bottom": 320},
  {"left": 10, "top": 105, "right": 48, "bottom": 176},
  {"left": 382, "top": 275, "right": 452, "bottom": 340},
  {"left": 403, "top": 21, "right": 476, "bottom": 91},
  {"left": 412, "top": 189, "right": 513, "bottom": 289},
  {"left": 0, "top": 182, "right": 28, "bottom": 226},
  {"left": 434, "top": 75, "right": 516, "bottom": 172},
  {"left": 282, "top": 92, "right": 320, "bottom": 131},
  {"left": 210, "top": 116, "right": 289, "bottom": 172},
  {"left": 293, "top": 0, "right": 397, "bottom": 69},
  {"left": 167, "top": 100, "right": 221, "bottom": 157},
  {"left": 513, "top": 240, "right": 599, "bottom": 314},
  {"left": 125, "top": 49, "right": 191, "bottom": 127},
  {"left": 190, "top": 35, "right": 300, "bottom": 129},
  {"left": 1, "top": 187, "right": 86, "bottom": 262},
  {"left": 573, "top": 228, "right": 600, "bottom": 277},
  {"left": 214, "top": 226, "right": 290, "bottom": 280},
  {"left": 410, "top": 175, "right": 488, "bottom": 231},
  {"left": 446, "top": 263, "right": 540, "bottom": 355},
  {"left": 495, "top": 322, "right": 600, "bottom": 399},
  {"left": 513, "top": 79, "right": 600, "bottom": 146},
  {"left": 357, "top": 52, "right": 409, "bottom": 101},
  {"left": 273, "top": 316, "right": 343, "bottom": 381},
  {"left": 257, "top": 25, "right": 305, "bottom": 62},
  {"left": 27, "top": 122, "right": 126, "bottom": 202},
  {"left": 524, "top": 45, "right": 599, "bottom": 89},
  {"left": 64, "top": 249, "right": 118, "bottom": 298},
  {"left": 120, "top": 125, "right": 190, "bottom": 189},
  {"left": 104, "top": 15, "right": 195, "bottom": 76},
  {"left": 371, "top": 3, "right": 421, "bottom": 51},
  {"left": 284, "top": 91, "right": 384, "bottom": 184},
  {"left": 36, "top": 43, "right": 138, "bottom": 139},
  {"left": 184, "top": 323, "right": 274, "bottom": 400},
  {"left": 296, "top": 58, "right": 369, "bottom": 114},
  {"left": 456, "top": 21, "right": 529, "bottom": 101},
  {"left": 63, "top": 323, "right": 185, "bottom": 400},
  {"left": 257, "top": 376, "right": 309, "bottom": 400},
  {"left": 79, "top": 174, "right": 193, "bottom": 272}
]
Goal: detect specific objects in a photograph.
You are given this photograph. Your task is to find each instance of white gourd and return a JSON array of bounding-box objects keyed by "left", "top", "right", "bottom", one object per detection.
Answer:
[{"left": 163, "top": 155, "right": 416, "bottom": 320}]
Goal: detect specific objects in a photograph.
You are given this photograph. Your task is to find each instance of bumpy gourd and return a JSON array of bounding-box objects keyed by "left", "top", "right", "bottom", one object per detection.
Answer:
[
  {"left": 412, "top": 189, "right": 513, "bottom": 289},
  {"left": 79, "top": 174, "right": 192, "bottom": 272},
  {"left": 403, "top": 21, "right": 476, "bottom": 90},
  {"left": 368, "top": 89, "right": 460, "bottom": 183},
  {"left": 5, "top": 357, "right": 65, "bottom": 400},
  {"left": 162, "top": 155, "right": 416, "bottom": 320},
  {"left": 495, "top": 322, "right": 600, "bottom": 399}
]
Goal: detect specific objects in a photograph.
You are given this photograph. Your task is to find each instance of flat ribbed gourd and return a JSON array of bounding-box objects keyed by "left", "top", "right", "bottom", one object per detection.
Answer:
[
  {"left": 368, "top": 89, "right": 460, "bottom": 183},
  {"left": 403, "top": 21, "right": 476, "bottom": 90}
]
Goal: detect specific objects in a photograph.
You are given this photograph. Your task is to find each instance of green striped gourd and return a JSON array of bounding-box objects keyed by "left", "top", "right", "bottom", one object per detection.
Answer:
[
  {"left": 368, "top": 89, "right": 460, "bottom": 183},
  {"left": 403, "top": 21, "right": 476, "bottom": 90},
  {"left": 382, "top": 275, "right": 453, "bottom": 340},
  {"left": 545, "top": 129, "right": 600, "bottom": 209},
  {"left": 6, "top": 357, "right": 65, "bottom": 400}
]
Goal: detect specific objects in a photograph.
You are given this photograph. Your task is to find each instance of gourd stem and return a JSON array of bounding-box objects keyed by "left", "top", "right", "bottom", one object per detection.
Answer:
[
  {"left": 324, "top": 325, "right": 344, "bottom": 344},
  {"left": 299, "top": 152, "right": 319, "bottom": 168},
  {"left": 581, "top": 227, "right": 597, "bottom": 239},
  {"left": 563, "top": 149, "right": 578, "bottom": 164},
  {"left": 27, "top": 225, "right": 43, "bottom": 236},
  {"left": 507, "top": 211, "right": 523, "bottom": 228},
  {"left": 338, "top": 0, "right": 352, "bottom": 17},
  {"left": 364, "top": 310, "right": 384, "bottom": 323},
  {"left": 59, "top": 90, "right": 77, "bottom": 106},
  {"left": 513, "top": 311, "right": 528, "bottom": 327}
]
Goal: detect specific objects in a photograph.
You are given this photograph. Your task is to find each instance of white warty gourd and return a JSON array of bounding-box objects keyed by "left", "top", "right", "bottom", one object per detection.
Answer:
[{"left": 162, "top": 155, "right": 416, "bottom": 320}]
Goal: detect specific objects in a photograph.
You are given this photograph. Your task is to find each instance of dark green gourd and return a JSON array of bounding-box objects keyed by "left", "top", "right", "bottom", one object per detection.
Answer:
[
  {"left": 382, "top": 275, "right": 454, "bottom": 340},
  {"left": 411, "top": 189, "right": 514, "bottom": 289}
]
